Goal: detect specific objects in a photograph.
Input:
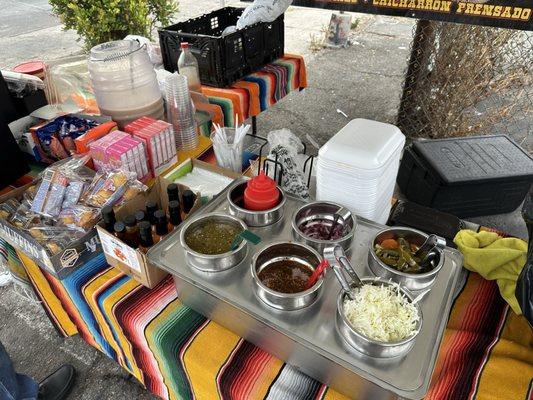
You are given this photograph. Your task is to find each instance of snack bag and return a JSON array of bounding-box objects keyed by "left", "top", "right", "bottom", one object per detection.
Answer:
[
  {"left": 85, "top": 170, "right": 145, "bottom": 209},
  {"left": 27, "top": 226, "right": 85, "bottom": 255},
  {"left": 58, "top": 205, "right": 100, "bottom": 232}
]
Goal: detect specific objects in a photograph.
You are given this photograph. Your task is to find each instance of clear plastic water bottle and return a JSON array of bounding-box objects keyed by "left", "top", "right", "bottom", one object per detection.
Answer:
[{"left": 178, "top": 42, "right": 202, "bottom": 93}]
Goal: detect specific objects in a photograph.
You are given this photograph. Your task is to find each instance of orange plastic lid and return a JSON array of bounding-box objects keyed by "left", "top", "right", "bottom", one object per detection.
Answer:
[{"left": 13, "top": 60, "right": 45, "bottom": 75}]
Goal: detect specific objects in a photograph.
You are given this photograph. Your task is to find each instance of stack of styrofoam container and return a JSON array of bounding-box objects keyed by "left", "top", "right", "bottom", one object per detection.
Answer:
[{"left": 316, "top": 119, "right": 405, "bottom": 224}]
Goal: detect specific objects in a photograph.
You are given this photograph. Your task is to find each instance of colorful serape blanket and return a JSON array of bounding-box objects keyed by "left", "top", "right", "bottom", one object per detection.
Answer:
[
  {"left": 202, "top": 54, "right": 307, "bottom": 128},
  {"left": 13, "top": 243, "right": 533, "bottom": 400}
]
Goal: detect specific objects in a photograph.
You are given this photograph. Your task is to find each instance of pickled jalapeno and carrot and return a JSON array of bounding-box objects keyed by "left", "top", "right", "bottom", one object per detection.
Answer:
[{"left": 374, "top": 237, "right": 431, "bottom": 274}]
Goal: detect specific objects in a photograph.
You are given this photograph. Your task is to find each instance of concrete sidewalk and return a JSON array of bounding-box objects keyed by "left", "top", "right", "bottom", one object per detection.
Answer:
[{"left": 0, "top": 0, "right": 353, "bottom": 69}]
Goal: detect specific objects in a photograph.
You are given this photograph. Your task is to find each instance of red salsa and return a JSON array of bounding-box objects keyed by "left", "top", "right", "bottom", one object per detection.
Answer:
[{"left": 258, "top": 260, "right": 313, "bottom": 294}]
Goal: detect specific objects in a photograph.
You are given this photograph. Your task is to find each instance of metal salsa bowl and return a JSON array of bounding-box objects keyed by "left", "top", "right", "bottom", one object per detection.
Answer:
[
  {"left": 227, "top": 181, "right": 285, "bottom": 227},
  {"left": 335, "top": 277, "right": 423, "bottom": 358},
  {"left": 368, "top": 227, "right": 445, "bottom": 291},
  {"left": 292, "top": 201, "right": 356, "bottom": 254},
  {"left": 180, "top": 212, "right": 248, "bottom": 272},
  {"left": 251, "top": 241, "right": 324, "bottom": 311}
]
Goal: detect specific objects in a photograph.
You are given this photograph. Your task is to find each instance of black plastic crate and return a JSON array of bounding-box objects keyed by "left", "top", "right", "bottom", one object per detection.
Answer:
[
  {"left": 159, "top": 7, "right": 285, "bottom": 88},
  {"left": 397, "top": 135, "right": 533, "bottom": 218}
]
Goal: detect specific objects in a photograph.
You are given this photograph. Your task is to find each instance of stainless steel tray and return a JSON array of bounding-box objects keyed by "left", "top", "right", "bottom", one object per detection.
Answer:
[{"left": 148, "top": 179, "right": 464, "bottom": 399}]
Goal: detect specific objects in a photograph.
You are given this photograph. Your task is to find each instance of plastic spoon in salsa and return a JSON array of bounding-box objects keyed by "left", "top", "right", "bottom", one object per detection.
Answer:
[{"left": 304, "top": 259, "right": 330, "bottom": 290}]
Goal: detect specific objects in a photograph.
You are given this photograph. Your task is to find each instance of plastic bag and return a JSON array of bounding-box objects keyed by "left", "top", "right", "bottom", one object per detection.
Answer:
[
  {"left": 58, "top": 205, "right": 100, "bottom": 232},
  {"left": 84, "top": 170, "right": 146, "bottom": 208},
  {"left": 266, "top": 129, "right": 309, "bottom": 199},
  {"left": 2, "top": 71, "right": 45, "bottom": 97},
  {"left": 9, "top": 199, "right": 39, "bottom": 229},
  {"left": 0, "top": 199, "right": 21, "bottom": 220},
  {"left": 173, "top": 168, "right": 233, "bottom": 199},
  {"left": 267, "top": 128, "right": 305, "bottom": 155},
  {"left": 27, "top": 226, "right": 84, "bottom": 255},
  {"left": 237, "top": 0, "right": 292, "bottom": 29},
  {"left": 30, "top": 156, "right": 95, "bottom": 218},
  {"left": 124, "top": 35, "right": 162, "bottom": 67},
  {"left": 45, "top": 55, "right": 99, "bottom": 114}
]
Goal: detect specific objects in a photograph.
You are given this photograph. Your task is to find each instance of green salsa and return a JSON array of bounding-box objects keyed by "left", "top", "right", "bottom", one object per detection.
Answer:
[{"left": 185, "top": 221, "right": 242, "bottom": 255}]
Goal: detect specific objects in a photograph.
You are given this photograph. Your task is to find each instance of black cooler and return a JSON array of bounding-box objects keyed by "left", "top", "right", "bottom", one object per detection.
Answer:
[{"left": 397, "top": 135, "right": 533, "bottom": 218}]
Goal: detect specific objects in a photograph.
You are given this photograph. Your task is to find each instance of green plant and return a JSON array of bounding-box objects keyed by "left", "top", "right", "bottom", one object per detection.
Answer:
[{"left": 49, "top": 0, "right": 178, "bottom": 49}]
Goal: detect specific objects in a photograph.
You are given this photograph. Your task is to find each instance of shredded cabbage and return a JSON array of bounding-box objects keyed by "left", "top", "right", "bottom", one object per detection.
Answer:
[{"left": 343, "top": 283, "right": 419, "bottom": 342}]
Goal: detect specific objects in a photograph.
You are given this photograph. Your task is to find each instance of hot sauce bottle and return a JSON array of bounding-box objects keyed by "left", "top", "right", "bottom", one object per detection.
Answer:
[
  {"left": 168, "top": 200, "right": 182, "bottom": 231},
  {"left": 145, "top": 201, "right": 158, "bottom": 225},
  {"left": 113, "top": 221, "right": 126, "bottom": 241},
  {"left": 167, "top": 183, "right": 180, "bottom": 203},
  {"left": 153, "top": 210, "right": 169, "bottom": 243},
  {"left": 102, "top": 205, "right": 116, "bottom": 232},
  {"left": 124, "top": 214, "right": 140, "bottom": 248},
  {"left": 182, "top": 190, "right": 196, "bottom": 219},
  {"left": 138, "top": 221, "right": 154, "bottom": 254},
  {"left": 135, "top": 210, "right": 146, "bottom": 225}
]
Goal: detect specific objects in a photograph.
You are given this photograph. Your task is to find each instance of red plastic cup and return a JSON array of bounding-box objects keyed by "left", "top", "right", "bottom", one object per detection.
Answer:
[{"left": 244, "top": 172, "right": 280, "bottom": 211}]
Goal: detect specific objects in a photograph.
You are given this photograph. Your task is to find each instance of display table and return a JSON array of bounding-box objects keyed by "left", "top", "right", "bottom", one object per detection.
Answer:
[{"left": 6, "top": 238, "right": 531, "bottom": 400}]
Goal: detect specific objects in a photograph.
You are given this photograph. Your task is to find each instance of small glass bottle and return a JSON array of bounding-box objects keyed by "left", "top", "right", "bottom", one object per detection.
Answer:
[
  {"left": 153, "top": 210, "right": 169, "bottom": 243},
  {"left": 182, "top": 190, "right": 196, "bottom": 218},
  {"left": 167, "top": 183, "right": 180, "bottom": 203},
  {"left": 124, "top": 214, "right": 140, "bottom": 248},
  {"left": 168, "top": 200, "right": 182, "bottom": 231},
  {"left": 138, "top": 221, "right": 154, "bottom": 254},
  {"left": 135, "top": 210, "right": 146, "bottom": 225},
  {"left": 102, "top": 205, "right": 116, "bottom": 232},
  {"left": 145, "top": 201, "right": 158, "bottom": 225},
  {"left": 113, "top": 221, "right": 126, "bottom": 241}
]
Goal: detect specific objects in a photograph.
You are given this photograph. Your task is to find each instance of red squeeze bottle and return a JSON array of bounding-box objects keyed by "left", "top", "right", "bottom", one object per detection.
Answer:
[{"left": 244, "top": 172, "right": 280, "bottom": 211}]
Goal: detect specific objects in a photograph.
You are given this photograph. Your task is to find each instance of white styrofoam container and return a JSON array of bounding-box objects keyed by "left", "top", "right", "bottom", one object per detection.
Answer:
[
  {"left": 318, "top": 118, "right": 405, "bottom": 171},
  {"left": 316, "top": 119, "right": 404, "bottom": 222}
]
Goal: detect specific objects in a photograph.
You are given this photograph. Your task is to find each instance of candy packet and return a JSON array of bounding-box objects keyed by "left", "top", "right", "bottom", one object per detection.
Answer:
[
  {"left": 58, "top": 205, "right": 100, "bottom": 232},
  {"left": 84, "top": 170, "right": 146, "bottom": 209},
  {"left": 27, "top": 226, "right": 85, "bottom": 255}
]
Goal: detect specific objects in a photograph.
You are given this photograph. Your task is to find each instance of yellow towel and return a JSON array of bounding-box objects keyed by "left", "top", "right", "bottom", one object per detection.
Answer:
[{"left": 454, "top": 230, "right": 527, "bottom": 315}]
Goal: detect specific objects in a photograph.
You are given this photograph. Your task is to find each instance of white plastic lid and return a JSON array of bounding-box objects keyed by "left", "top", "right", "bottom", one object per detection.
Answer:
[{"left": 319, "top": 119, "right": 405, "bottom": 170}]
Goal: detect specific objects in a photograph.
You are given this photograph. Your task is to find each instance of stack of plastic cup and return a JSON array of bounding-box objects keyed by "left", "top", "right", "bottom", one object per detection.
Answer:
[
  {"left": 88, "top": 40, "right": 164, "bottom": 128},
  {"left": 316, "top": 119, "right": 405, "bottom": 224},
  {"left": 165, "top": 73, "right": 199, "bottom": 151}
]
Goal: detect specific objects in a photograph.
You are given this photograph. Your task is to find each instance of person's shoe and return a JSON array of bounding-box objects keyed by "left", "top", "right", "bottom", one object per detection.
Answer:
[{"left": 38, "top": 364, "right": 76, "bottom": 400}]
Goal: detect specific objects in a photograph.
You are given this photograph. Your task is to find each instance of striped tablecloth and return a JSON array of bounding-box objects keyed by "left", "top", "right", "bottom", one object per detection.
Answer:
[
  {"left": 10, "top": 245, "right": 532, "bottom": 400},
  {"left": 202, "top": 54, "right": 307, "bottom": 128}
]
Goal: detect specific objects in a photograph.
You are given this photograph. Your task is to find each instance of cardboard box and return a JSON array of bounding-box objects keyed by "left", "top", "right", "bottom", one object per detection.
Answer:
[
  {"left": 96, "top": 176, "right": 201, "bottom": 288},
  {"left": 74, "top": 121, "right": 118, "bottom": 154},
  {"left": 0, "top": 182, "right": 102, "bottom": 279},
  {"left": 97, "top": 160, "right": 241, "bottom": 288},
  {"left": 163, "top": 158, "right": 242, "bottom": 183}
]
